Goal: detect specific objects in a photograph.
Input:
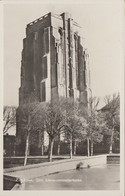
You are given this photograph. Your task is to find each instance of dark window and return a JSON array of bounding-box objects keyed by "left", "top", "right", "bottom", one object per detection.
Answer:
[
  {"left": 43, "top": 28, "right": 49, "bottom": 54},
  {"left": 42, "top": 56, "right": 47, "bottom": 79},
  {"left": 69, "top": 89, "right": 74, "bottom": 98},
  {"left": 69, "top": 66, "right": 72, "bottom": 89},
  {"left": 74, "top": 35, "right": 79, "bottom": 89},
  {"left": 58, "top": 27, "right": 63, "bottom": 36},
  {"left": 41, "top": 82, "right": 46, "bottom": 102},
  {"left": 84, "top": 70, "right": 87, "bottom": 87}
]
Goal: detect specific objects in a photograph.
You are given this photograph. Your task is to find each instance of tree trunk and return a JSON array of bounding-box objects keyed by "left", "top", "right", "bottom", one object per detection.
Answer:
[
  {"left": 87, "top": 137, "right": 90, "bottom": 157},
  {"left": 73, "top": 140, "right": 76, "bottom": 155},
  {"left": 57, "top": 142, "right": 60, "bottom": 156},
  {"left": 27, "top": 144, "right": 30, "bottom": 156},
  {"left": 69, "top": 134, "right": 73, "bottom": 159},
  {"left": 13, "top": 144, "right": 16, "bottom": 156},
  {"left": 48, "top": 138, "right": 54, "bottom": 162},
  {"left": 91, "top": 140, "right": 93, "bottom": 156},
  {"left": 24, "top": 132, "right": 30, "bottom": 166},
  {"left": 41, "top": 131, "right": 44, "bottom": 156},
  {"left": 109, "top": 117, "right": 114, "bottom": 154},
  {"left": 57, "top": 134, "right": 61, "bottom": 155},
  {"left": 109, "top": 130, "right": 114, "bottom": 154},
  {"left": 41, "top": 144, "right": 44, "bottom": 156}
]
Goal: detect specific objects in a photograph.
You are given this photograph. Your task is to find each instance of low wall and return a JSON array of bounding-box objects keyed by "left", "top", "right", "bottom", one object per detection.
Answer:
[
  {"left": 4, "top": 155, "right": 107, "bottom": 188},
  {"left": 107, "top": 154, "right": 120, "bottom": 164}
]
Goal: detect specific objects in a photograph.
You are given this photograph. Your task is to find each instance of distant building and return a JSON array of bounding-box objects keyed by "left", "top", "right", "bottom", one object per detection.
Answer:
[
  {"left": 16, "top": 12, "right": 90, "bottom": 155},
  {"left": 4, "top": 134, "right": 16, "bottom": 156},
  {"left": 97, "top": 95, "right": 120, "bottom": 154}
]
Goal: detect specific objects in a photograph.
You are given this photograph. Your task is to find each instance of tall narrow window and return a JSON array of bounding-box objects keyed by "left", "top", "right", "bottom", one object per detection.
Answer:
[
  {"left": 43, "top": 28, "right": 49, "bottom": 54},
  {"left": 41, "top": 81, "right": 46, "bottom": 102},
  {"left": 74, "top": 35, "right": 79, "bottom": 89},
  {"left": 34, "top": 32, "right": 38, "bottom": 40},
  {"left": 42, "top": 56, "right": 47, "bottom": 80},
  {"left": 83, "top": 65, "right": 87, "bottom": 88}
]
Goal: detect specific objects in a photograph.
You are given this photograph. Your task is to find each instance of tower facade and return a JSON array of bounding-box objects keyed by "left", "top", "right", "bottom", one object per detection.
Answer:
[
  {"left": 16, "top": 12, "right": 90, "bottom": 155},
  {"left": 19, "top": 12, "right": 90, "bottom": 106}
]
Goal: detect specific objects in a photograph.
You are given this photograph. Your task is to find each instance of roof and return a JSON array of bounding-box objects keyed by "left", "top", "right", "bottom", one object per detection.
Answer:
[{"left": 97, "top": 95, "right": 120, "bottom": 112}]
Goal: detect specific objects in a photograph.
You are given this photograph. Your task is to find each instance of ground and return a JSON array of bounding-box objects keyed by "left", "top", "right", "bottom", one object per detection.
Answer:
[{"left": 14, "top": 165, "right": 120, "bottom": 190}]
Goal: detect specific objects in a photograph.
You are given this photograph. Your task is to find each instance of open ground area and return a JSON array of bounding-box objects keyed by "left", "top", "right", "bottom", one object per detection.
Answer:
[
  {"left": 13, "top": 164, "right": 120, "bottom": 190},
  {"left": 4, "top": 155, "right": 120, "bottom": 190}
]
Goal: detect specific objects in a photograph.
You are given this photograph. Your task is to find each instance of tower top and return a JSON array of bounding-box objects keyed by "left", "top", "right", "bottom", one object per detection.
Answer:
[{"left": 26, "top": 12, "right": 78, "bottom": 28}]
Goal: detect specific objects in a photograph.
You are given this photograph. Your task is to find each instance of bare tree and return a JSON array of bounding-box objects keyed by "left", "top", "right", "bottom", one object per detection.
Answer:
[
  {"left": 17, "top": 97, "right": 80, "bottom": 163},
  {"left": 62, "top": 98, "right": 83, "bottom": 159},
  {"left": 102, "top": 93, "right": 120, "bottom": 153},
  {"left": 3, "top": 106, "right": 16, "bottom": 134},
  {"left": 80, "top": 96, "right": 103, "bottom": 156},
  {"left": 36, "top": 99, "right": 67, "bottom": 162},
  {"left": 17, "top": 102, "right": 41, "bottom": 166},
  {"left": 36, "top": 98, "right": 84, "bottom": 161}
]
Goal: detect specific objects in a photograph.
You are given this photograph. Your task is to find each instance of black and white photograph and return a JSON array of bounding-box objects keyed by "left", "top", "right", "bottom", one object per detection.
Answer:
[{"left": 1, "top": 0, "right": 124, "bottom": 195}]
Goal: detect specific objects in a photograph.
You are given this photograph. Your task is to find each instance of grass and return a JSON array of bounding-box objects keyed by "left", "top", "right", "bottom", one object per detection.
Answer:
[{"left": 4, "top": 157, "right": 67, "bottom": 168}]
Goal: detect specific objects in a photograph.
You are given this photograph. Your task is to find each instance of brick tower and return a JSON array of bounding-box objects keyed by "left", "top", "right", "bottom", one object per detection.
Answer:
[
  {"left": 16, "top": 12, "right": 90, "bottom": 155},
  {"left": 19, "top": 12, "right": 90, "bottom": 105}
]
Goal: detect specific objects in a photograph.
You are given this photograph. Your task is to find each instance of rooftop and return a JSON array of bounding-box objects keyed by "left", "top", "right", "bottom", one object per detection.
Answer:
[{"left": 27, "top": 12, "right": 81, "bottom": 28}]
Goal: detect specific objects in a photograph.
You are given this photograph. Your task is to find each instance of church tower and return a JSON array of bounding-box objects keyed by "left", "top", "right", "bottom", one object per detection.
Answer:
[
  {"left": 16, "top": 12, "right": 90, "bottom": 155},
  {"left": 19, "top": 12, "right": 90, "bottom": 106}
]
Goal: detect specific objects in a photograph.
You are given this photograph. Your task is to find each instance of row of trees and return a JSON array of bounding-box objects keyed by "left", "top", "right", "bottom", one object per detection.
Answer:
[{"left": 3, "top": 93, "right": 120, "bottom": 166}]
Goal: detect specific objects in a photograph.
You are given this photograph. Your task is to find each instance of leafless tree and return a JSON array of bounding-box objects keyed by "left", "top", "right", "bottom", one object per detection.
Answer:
[
  {"left": 36, "top": 97, "right": 84, "bottom": 161},
  {"left": 80, "top": 96, "right": 103, "bottom": 156},
  {"left": 17, "top": 102, "right": 41, "bottom": 166},
  {"left": 62, "top": 98, "right": 83, "bottom": 159},
  {"left": 36, "top": 99, "right": 68, "bottom": 162},
  {"left": 17, "top": 97, "right": 82, "bottom": 163},
  {"left": 102, "top": 93, "right": 120, "bottom": 153},
  {"left": 3, "top": 106, "right": 16, "bottom": 134}
]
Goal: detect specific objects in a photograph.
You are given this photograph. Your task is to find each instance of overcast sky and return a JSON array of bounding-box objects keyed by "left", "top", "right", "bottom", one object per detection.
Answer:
[{"left": 3, "top": 1, "right": 123, "bottom": 108}]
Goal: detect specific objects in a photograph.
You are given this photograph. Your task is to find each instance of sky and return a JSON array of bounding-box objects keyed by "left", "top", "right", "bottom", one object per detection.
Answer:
[{"left": 3, "top": 1, "right": 123, "bottom": 108}]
